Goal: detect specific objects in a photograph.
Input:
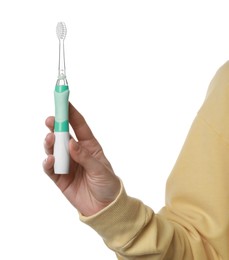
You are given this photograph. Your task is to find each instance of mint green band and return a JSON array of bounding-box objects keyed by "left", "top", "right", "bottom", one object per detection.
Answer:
[
  {"left": 54, "top": 85, "right": 69, "bottom": 132},
  {"left": 54, "top": 120, "right": 69, "bottom": 132},
  {"left": 55, "top": 85, "right": 69, "bottom": 93}
]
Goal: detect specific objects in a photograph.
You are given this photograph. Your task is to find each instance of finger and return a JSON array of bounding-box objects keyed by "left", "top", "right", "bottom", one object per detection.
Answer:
[
  {"left": 69, "top": 103, "right": 95, "bottom": 141},
  {"left": 46, "top": 104, "right": 95, "bottom": 141},
  {"left": 44, "top": 132, "right": 55, "bottom": 155},
  {"left": 43, "top": 154, "right": 76, "bottom": 191},
  {"left": 45, "top": 116, "right": 55, "bottom": 132},
  {"left": 43, "top": 155, "right": 55, "bottom": 175},
  {"left": 69, "top": 138, "right": 102, "bottom": 173},
  {"left": 43, "top": 154, "right": 64, "bottom": 185},
  {"left": 43, "top": 155, "right": 61, "bottom": 183}
]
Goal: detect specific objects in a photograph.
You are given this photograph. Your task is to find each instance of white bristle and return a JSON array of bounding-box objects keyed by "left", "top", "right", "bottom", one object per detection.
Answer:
[{"left": 56, "top": 22, "right": 67, "bottom": 40}]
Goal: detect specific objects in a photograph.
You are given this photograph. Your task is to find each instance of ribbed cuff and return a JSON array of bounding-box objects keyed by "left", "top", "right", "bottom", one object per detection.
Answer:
[{"left": 79, "top": 180, "right": 153, "bottom": 250}]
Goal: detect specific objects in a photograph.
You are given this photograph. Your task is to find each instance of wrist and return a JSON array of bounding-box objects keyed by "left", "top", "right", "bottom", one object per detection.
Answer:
[{"left": 80, "top": 177, "right": 121, "bottom": 217}]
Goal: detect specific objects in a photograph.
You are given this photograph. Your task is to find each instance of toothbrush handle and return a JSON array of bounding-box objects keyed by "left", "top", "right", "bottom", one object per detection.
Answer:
[{"left": 54, "top": 85, "right": 70, "bottom": 174}]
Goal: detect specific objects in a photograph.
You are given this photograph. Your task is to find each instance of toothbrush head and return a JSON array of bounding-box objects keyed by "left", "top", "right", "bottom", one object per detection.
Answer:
[{"left": 56, "top": 22, "right": 67, "bottom": 40}]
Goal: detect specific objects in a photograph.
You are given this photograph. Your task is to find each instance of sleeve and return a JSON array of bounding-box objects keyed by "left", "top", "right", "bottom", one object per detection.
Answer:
[
  {"left": 160, "top": 61, "right": 229, "bottom": 259},
  {"left": 80, "top": 181, "right": 194, "bottom": 259},
  {"left": 81, "top": 61, "right": 229, "bottom": 259}
]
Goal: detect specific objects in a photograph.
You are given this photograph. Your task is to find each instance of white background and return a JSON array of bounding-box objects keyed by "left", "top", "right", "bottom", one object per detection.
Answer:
[{"left": 0, "top": 0, "right": 229, "bottom": 259}]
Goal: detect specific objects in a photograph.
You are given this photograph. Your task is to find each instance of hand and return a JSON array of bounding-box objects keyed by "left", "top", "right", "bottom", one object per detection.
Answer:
[{"left": 43, "top": 103, "right": 121, "bottom": 216}]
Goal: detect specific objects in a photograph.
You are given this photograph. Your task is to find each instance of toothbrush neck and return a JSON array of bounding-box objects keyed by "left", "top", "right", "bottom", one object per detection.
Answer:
[{"left": 58, "top": 39, "right": 66, "bottom": 79}]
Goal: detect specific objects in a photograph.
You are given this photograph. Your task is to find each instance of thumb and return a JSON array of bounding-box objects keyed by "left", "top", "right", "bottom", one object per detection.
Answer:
[{"left": 69, "top": 139, "right": 102, "bottom": 172}]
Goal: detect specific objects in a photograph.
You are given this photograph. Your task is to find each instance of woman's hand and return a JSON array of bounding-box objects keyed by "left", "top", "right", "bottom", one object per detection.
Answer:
[{"left": 43, "top": 103, "right": 120, "bottom": 216}]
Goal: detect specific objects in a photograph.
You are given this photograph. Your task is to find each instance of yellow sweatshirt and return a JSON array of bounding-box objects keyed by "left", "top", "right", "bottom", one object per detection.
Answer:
[{"left": 80, "top": 61, "right": 229, "bottom": 259}]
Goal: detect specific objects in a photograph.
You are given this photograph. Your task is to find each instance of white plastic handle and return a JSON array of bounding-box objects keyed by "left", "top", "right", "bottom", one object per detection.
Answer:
[{"left": 53, "top": 132, "right": 70, "bottom": 174}]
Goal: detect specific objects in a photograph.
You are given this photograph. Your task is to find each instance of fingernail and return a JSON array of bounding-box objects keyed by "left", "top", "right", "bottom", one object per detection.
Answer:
[{"left": 43, "top": 157, "right": 47, "bottom": 166}]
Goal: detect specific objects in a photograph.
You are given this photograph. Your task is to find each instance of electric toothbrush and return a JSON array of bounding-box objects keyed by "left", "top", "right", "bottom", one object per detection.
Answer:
[{"left": 53, "top": 22, "right": 70, "bottom": 174}]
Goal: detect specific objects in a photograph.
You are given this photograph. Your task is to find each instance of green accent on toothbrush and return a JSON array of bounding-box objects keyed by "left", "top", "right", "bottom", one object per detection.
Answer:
[
  {"left": 54, "top": 120, "right": 69, "bottom": 132},
  {"left": 54, "top": 85, "right": 69, "bottom": 132},
  {"left": 55, "top": 85, "right": 69, "bottom": 92}
]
